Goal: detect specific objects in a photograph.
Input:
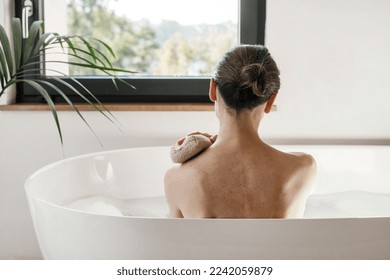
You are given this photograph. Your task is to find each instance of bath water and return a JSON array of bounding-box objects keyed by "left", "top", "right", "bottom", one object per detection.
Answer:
[
  {"left": 66, "top": 196, "right": 169, "bottom": 217},
  {"left": 304, "top": 191, "right": 390, "bottom": 218},
  {"left": 65, "top": 191, "right": 390, "bottom": 218}
]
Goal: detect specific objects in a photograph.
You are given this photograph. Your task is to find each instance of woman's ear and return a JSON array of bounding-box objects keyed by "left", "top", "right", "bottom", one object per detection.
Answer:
[
  {"left": 209, "top": 79, "right": 217, "bottom": 102},
  {"left": 264, "top": 93, "right": 278, "bottom": 113}
]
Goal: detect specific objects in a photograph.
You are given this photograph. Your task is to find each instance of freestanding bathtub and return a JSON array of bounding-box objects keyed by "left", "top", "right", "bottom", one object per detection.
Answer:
[{"left": 25, "top": 145, "right": 390, "bottom": 259}]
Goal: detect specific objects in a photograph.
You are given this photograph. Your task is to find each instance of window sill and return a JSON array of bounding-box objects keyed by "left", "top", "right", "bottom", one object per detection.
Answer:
[{"left": 0, "top": 103, "right": 214, "bottom": 112}]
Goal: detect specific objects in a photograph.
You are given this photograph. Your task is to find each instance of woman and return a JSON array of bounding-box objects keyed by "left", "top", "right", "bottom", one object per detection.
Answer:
[{"left": 164, "top": 45, "right": 316, "bottom": 218}]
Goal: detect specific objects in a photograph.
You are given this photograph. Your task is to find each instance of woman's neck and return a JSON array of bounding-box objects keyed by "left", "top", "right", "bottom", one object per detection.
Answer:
[{"left": 215, "top": 107, "right": 265, "bottom": 145}]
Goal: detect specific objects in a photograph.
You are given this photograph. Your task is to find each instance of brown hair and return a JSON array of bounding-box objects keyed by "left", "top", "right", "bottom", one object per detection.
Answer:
[{"left": 214, "top": 45, "right": 280, "bottom": 112}]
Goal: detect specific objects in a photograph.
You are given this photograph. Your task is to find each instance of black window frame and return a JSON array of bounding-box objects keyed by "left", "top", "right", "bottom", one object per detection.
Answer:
[{"left": 15, "top": 0, "right": 266, "bottom": 104}]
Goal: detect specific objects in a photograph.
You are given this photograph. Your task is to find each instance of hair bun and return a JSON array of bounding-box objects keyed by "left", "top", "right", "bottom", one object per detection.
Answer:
[
  {"left": 214, "top": 45, "right": 280, "bottom": 111},
  {"left": 238, "top": 63, "right": 266, "bottom": 97}
]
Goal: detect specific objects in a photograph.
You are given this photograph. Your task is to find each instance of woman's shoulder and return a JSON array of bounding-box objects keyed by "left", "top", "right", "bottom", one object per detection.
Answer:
[
  {"left": 288, "top": 151, "right": 316, "bottom": 165},
  {"left": 267, "top": 144, "right": 316, "bottom": 169},
  {"left": 269, "top": 147, "right": 317, "bottom": 182},
  {"left": 164, "top": 165, "right": 189, "bottom": 188},
  {"left": 164, "top": 161, "right": 203, "bottom": 189},
  {"left": 283, "top": 152, "right": 317, "bottom": 194},
  {"left": 288, "top": 152, "right": 317, "bottom": 174}
]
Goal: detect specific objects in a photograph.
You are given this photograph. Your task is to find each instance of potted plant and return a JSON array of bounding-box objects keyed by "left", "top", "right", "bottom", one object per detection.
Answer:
[{"left": 0, "top": 18, "right": 135, "bottom": 144}]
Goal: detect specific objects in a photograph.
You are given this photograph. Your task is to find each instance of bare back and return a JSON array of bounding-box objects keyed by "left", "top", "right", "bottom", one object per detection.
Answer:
[{"left": 164, "top": 140, "right": 316, "bottom": 219}]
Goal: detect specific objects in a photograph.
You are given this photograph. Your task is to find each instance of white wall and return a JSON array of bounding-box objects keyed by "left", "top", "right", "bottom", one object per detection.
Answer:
[
  {"left": 1, "top": 0, "right": 390, "bottom": 259},
  {"left": 263, "top": 0, "right": 390, "bottom": 141}
]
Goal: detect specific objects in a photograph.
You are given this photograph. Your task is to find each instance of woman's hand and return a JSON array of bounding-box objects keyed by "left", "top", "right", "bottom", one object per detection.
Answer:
[
  {"left": 171, "top": 132, "right": 218, "bottom": 163},
  {"left": 176, "top": 132, "right": 218, "bottom": 145}
]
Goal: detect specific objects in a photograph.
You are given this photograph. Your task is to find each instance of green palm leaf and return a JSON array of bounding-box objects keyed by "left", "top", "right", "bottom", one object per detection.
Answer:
[
  {"left": 0, "top": 23, "right": 13, "bottom": 78},
  {"left": 0, "top": 18, "right": 136, "bottom": 145},
  {"left": 0, "top": 24, "right": 12, "bottom": 83},
  {"left": 15, "top": 79, "right": 63, "bottom": 145},
  {"left": 12, "top": 18, "right": 22, "bottom": 71},
  {"left": 39, "top": 79, "right": 104, "bottom": 147},
  {"left": 22, "top": 20, "right": 43, "bottom": 64}
]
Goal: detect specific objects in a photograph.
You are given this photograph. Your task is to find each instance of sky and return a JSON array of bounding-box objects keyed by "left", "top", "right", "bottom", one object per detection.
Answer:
[{"left": 108, "top": 0, "right": 239, "bottom": 25}]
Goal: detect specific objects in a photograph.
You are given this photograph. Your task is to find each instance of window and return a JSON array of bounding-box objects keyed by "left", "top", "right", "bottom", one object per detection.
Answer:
[{"left": 15, "top": 0, "right": 266, "bottom": 103}]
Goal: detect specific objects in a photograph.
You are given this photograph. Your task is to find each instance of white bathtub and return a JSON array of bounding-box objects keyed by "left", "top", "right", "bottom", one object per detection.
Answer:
[{"left": 25, "top": 145, "right": 390, "bottom": 259}]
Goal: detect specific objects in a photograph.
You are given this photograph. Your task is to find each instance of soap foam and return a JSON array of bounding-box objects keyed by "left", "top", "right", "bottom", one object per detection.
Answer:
[
  {"left": 304, "top": 191, "right": 390, "bottom": 218},
  {"left": 65, "top": 196, "right": 169, "bottom": 217},
  {"left": 65, "top": 191, "right": 390, "bottom": 218}
]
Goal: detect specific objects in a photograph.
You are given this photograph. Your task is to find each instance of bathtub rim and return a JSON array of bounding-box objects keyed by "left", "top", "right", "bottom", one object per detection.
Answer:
[
  {"left": 25, "top": 144, "right": 390, "bottom": 221},
  {"left": 26, "top": 143, "right": 390, "bottom": 170},
  {"left": 25, "top": 143, "right": 390, "bottom": 182}
]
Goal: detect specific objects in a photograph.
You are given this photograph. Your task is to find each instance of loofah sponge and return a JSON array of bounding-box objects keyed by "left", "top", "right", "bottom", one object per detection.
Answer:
[{"left": 170, "top": 134, "right": 212, "bottom": 163}]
